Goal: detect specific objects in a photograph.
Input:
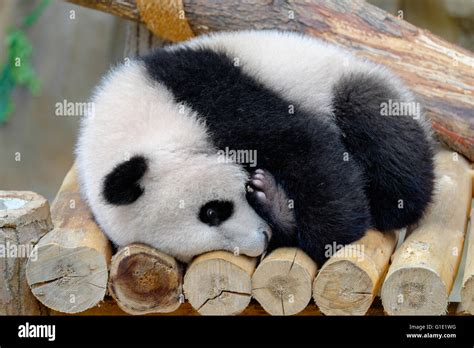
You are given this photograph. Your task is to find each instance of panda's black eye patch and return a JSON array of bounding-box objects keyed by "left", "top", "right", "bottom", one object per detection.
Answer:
[
  {"left": 102, "top": 155, "right": 148, "bottom": 205},
  {"left": 199, "top": 200, "right": 234, "bottom": 227}
]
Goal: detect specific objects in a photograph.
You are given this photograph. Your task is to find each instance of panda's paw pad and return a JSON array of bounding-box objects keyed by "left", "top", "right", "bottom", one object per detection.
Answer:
[
  {"left": 247, "top": 169, "right": 296, "bottom": 231},
  {"left": 247, "top": 169, "right": 288, "bottom": 215},
  {"left": 248, "top": 169, "right": 276, "bottom": 202}
]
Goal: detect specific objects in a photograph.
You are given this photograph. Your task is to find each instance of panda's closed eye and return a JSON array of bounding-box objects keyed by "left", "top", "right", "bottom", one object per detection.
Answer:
[{"left": 199, "top": 200, "right": 234, "bottom": 226}]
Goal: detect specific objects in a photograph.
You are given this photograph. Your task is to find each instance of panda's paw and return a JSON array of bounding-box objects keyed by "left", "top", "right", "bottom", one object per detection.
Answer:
[
  {"left": 246, "top": 169, "right": 295, "bottom": 231},
  {"left": 247, "top": 169, "right": 274, "bottom": 206}
]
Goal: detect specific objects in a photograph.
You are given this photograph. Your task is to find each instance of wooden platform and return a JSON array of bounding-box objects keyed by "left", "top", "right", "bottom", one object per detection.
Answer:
[{"left": 52, "top": 297, "right": 465, "bottom": 316}]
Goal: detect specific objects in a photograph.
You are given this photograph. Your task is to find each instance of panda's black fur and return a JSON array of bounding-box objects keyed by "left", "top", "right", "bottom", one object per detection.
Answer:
[
  {"left": 332, "top": 73, "right": 435, "bottom": 231},
  {"left": 141, "top": 47, "right": 434, "bottom": 265}
]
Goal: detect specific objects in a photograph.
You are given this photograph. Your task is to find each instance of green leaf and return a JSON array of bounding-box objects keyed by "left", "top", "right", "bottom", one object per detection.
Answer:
[
  {"left": 0, "top": 0, "right": 50, "bottom": 124},
  {"left": 23, "top": 0, "right": 51, "bottom": 28}
]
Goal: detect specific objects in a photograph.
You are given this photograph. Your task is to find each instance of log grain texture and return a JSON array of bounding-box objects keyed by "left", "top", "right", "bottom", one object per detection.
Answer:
[
  {"left": 252, "top": 247, "right": 317, "bottom": 316},
  {"left": 25, "top": 166, "right": 112, "bottom": 313},
  {"left": 109, "top": 243, "right": 183, "bottom": 315},
  {"left": 0, "top": 191, "right": 52, "bottom": 315},
  {"left": 313, "top": 229, "right": 398, "bottom": 315},
  {"left": 183, "top": 251, "right": 256, "bottom": 315}
]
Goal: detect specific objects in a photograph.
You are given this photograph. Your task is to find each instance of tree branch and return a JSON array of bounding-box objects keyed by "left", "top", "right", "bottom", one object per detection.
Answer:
[{"left": 67, "top": 0, "right": 474, "bottom": 161}]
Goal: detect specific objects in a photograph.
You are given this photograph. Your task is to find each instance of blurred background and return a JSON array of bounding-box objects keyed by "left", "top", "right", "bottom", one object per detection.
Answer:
[{"left": 0, "top": 0, "right": 473, "bottom": 201}]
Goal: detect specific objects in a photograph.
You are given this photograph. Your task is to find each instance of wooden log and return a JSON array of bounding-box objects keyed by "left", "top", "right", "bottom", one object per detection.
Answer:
[
  {"left": 25, "top": 165, "right": 113, "bottom": 313},
  {"left": 313, "top": 229, "right": 398, "bottom": 315},
  {"left": 0, "top": 191, "right": 52, "bottom": 315},
  {"left": 67, "top": 0, "right": 474, "bottom": 161},
  {"left": 183, "top": 251, "right": 256, "bottom": 315},
  {"left": 68, "top": 0, "right": 139, "bottom": 20},
  {"left": 381, "top": 150, "right": 472, "bottom": 315},
  {"left": 108, "top": 243, "right": 183, "bottom": 315},
  {"left": 461, "top": 208, "right": 474, "bottom": 315},
  {"left": 252, "top": 248, "right": 317, "bottom": 316}
]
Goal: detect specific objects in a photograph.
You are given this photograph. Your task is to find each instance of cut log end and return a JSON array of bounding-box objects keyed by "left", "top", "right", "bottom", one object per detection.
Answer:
[
  {"left": 183, "top": 252, "right": 255, "bottom": 315},
  {"left": 381, "top": 267, "right": 448, "bottom": 315},
  {"left": 252, "top": 248, "right": 317, "bottom": 316},
  {"left": 0, "top": 191, "right": 52, "bottom": 315},
  {"left": 25, "top": 166, "right": 112, "bottom": 314},
  {"left": 313, "top": 260, "right": 374, "bottom": 316},
  {"left": 313, "top": 230, "right": 398, "bottom": 316},
  {"left": 0, "top": 191, "right": 52, "bottom": 228},
  {"left": 109, "top": 244, "right": 183, "bottom": 315},
  {"left": 26, "top": 243, "right": 108, "bottom": 314}
]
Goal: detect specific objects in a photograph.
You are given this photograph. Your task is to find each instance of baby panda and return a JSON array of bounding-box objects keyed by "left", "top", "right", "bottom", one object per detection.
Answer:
[{"left": 76, "top": 30, "right": 434, "bottom": 265}]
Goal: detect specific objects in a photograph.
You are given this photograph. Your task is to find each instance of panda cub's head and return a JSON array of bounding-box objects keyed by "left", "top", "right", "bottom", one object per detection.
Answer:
[{"left": 76, "top": 61, "right": 270, "bottom": 263}]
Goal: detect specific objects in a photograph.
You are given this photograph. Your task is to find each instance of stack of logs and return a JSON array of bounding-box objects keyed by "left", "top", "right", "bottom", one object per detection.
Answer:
[{"left": 1, "top": 149, "right": 473, "bottom": 316}]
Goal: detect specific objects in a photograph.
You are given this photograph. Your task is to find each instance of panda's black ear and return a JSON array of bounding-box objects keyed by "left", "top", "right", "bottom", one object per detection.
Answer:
[{"left": 102, "top": 155, "right": 148, "bottom": 205}]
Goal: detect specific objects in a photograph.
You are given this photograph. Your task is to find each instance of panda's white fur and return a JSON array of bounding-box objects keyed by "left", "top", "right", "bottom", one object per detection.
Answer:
[{"left": 76, "top": 30, "right": 434, "bottom": 264}]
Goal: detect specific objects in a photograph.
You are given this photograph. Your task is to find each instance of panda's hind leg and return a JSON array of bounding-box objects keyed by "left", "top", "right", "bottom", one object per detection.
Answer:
[
  {"left": 246, "top": 169, "right": 297, "bottom": 248},
  {"left": 331, "top": 71, "right": 435, "bottom": 231}
]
